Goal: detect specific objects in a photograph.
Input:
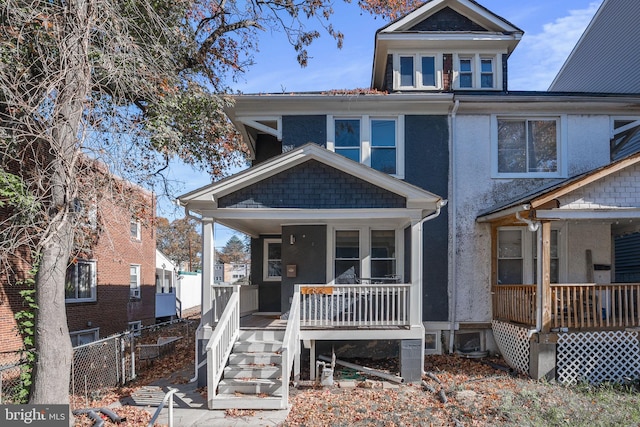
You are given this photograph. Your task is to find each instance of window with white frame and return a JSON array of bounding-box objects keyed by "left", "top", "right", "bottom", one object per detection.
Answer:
[
  {"left": 329, "top": 116, "right": 404, "bottom": 177},
  {"left": 454, "top": 53, "right": 500, "bottom": 90},
  {"left": 394, "top": 53, "right": 440, "bottom": 90},
  {"left": 65, "top": 259, "right": 97, "bottom": 302},
  {"left": 128, "top": 321, "right": 142, "bottom": 336},
  {"left": 333, "top": 228, "right": 400, "bottom": 284},
  {"left": 130, "top": 264, "right": 141, "bottom": 298},
  {"left": 130, "top": 219, "right": 141, "bottom": 240},
  {"left": 70, "top": 327, "right": 99, "bottom": 347},
  {"left": 263, "top": 239, "right": 282, "bottom": 281},
  {"left": 497, "top": 227, "right": 560, "bottom": 285},
  {"left": 495, "top": 116, "right": 562, "bottom": 177}
]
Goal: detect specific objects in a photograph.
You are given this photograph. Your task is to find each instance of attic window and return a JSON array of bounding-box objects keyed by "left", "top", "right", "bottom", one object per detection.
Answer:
[
  {"left": 393, "top": 53, "right": 441, "bottom": 90},
  {"left": 454, "top": 54, "right": 501, "bottom": 90}
]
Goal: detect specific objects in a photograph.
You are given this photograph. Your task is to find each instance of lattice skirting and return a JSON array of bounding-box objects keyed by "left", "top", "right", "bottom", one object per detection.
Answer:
[
  {"left": 557, "top": 330, "right": 640, "bottom": 385},
  {"left": 491, "top": 321, "right": 532, "bottom": 375}
]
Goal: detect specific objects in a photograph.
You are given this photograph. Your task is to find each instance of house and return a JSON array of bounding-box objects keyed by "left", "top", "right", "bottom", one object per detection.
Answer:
[
  {"left": 178, "top": 0, "right": 640, "bottom": 409},
  {"left": 215, "top": 262, "right": 250, "bottom": 284},
  {"left": 65, "top": 179, "right": 156, "bottom": 344},
  {"left": 156, "top": 249, "right": 178, "bottom": 321}
]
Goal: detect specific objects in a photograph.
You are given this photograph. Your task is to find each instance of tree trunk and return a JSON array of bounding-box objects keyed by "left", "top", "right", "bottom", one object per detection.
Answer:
[{"left": 29, "top": 0, "right": 92, "bottom": 411}]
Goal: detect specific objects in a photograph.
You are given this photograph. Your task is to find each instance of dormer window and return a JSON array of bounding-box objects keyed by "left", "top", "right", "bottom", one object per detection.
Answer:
[
  {"left": 454, "top": 53, "right": 501, "bottom": 90},
  {"left": 393, "top": 53, "right": 441, "bottom": 90}
]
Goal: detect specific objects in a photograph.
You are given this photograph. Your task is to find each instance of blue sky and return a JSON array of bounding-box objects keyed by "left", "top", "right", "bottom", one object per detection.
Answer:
[{"left": 161, "top": 0, "right": 604, "bottom": 244}]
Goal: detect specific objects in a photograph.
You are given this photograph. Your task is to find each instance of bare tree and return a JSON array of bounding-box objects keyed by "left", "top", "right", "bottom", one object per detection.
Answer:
[{"left": 0, "top": 0, "right": 416, "bottom": 410}]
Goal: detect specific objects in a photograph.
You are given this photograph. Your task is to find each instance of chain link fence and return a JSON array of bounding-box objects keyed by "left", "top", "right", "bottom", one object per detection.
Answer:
[{"left": 0, "top": 352, "right": 27, "bottom": 404}]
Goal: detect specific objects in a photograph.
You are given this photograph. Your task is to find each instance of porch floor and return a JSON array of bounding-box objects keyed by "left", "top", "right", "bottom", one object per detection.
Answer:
[{"left": 240, "top": 313, "right": 287, "bottom": 330}]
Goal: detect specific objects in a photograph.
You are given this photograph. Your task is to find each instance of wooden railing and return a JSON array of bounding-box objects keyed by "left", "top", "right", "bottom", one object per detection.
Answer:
[
  {"left": 299, "top": 284, "right": 410, "bottom": 327},
  {"left": 492, "top": 285, "right": 537, "bottom": 326},
  {"left": 206, "top": 285, "right": 240, "bottom": 409},
  {"left": 552, "top": 283, "right": 640, "bottom": 329},
  {"left": 281, "top": 287, "right": 301, "bottom": 409},
  {"left": 493, "top": 283, "right": 640, "bottom": 330},
  {"left": 210, "top": 285, "right": 235, "bottom": 325}
]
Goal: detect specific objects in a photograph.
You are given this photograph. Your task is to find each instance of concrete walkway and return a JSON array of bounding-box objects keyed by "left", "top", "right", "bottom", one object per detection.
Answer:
[{"left": 120, "top": 373, "right": 289, "bottom": 426}]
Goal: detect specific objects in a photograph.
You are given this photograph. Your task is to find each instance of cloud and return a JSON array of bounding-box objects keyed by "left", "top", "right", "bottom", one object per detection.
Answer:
[{"left": 508, "top": 1, "right": 602, "bottom": 91}]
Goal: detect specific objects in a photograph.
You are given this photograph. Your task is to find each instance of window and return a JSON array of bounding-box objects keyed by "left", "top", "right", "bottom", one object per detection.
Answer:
[
  {"left": 65, "top": 259, "right": 96, "bottom": 302},
  {"left": 333, "top": 228, "right": 400, "bottom": 284},
  {"left": 70, "top": 328, "right": 99, "bottom": 347},
  {"left": 130, "top": 264, "right": 141, "bottom": 298},
  {"left": 130, "top": 219, "right": 141, "bottom": 240},
  {"left": 495, "top": 117, "right": 562, "bottom": 177},
  {"left": 480, "top": 58, "right": 494, "bottom": 89},
  {"left": 128, "top": 321, "right": 142, "bottom": 336},
  {"left": 459, "top": 57, "right": 473, "bottom": 88},
  {"left": 497, "top": 227, "right": 560, "bottom": 285},
  {"left": 263, "top": 239, "right": 282, "bottom": 281},
  {"left": 329, "top": 116, "right": 404, "bottom": 177},
  {"left": 394, "top": 53, "right": 439, "bottom": 89}
]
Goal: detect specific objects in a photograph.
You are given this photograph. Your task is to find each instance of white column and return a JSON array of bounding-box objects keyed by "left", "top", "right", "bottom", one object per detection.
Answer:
[
  {"left": 201, "top": 218, "right": 215, "bottom": 330},
  {"left": 410, "top": 219, "right": 422, "bottom": 327}
]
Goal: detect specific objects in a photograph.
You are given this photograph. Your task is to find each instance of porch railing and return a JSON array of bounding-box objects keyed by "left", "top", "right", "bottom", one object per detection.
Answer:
[
  {"left": 493, "top": 283, "right": 640, "bottom": 330},
  {"left": 492, "top": 285, "right": 536, "bottom": 326},
  {"left": 211, "top": 285, "right": 235, "bottom": 324},
  {"left": 281, "top": 287, "right": 301, "bottom": 409},
  {"left": 206, "top": 285, "right": 240, "bottom": 408},
  {"left": 552, "top": 283, "right": 640, "bottom": 329},
  {"left": 299, "top": 284, "right": 410, "bottom": 327}
]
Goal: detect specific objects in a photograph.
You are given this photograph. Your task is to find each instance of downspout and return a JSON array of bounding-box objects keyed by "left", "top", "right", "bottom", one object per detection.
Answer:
[{"left": 448, "top": 99, "right": 460, "bottom": 354}]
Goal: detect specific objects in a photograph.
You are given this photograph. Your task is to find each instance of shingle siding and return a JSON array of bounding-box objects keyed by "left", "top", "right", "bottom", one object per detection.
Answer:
[
  {"left": 219, "top": 159, "right": 406, "bottom": 209},
  {"left": 558, "top": 163, "right": 640, "bottom": 209},
  {"left": 282, "top": 116, "right": 326, "bottom": 148},
  {"left": 409, "top": 7, "right": 488, "bottom": 32}
]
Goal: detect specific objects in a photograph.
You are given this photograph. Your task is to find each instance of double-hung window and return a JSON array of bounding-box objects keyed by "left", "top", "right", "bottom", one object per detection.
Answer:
[
  {"left": 395, "top": 53, "right": 439, "bottom": 89},
  {"left": 130, "top": 219, "right": 141, "bottom": 240},
  {"left": 458, "top": 57, "right": 473, "bottom": 88},
  {"left": 497, "top": 227, "right": 560, "bottom": 285},
  {"left": 455, "top": 53, "right": 500, "bottom": 90},
  {"left": 494, "top": 116, "right": 563, "bottom": 177},
  {"left": 480, "top": 57, "right": 494, "bottom": 89},
  {"left": 333, "top": 228, "right": 399, "bottom": 284},
  {"left": 65, "top": 259, "right": 97, "bottom": 302},
  {"left": 130, "top": 264, "right": 141, "bottom": 299},
  {"left": 263, "top": 239, "right": 282, "bottom": 281},
  {"left": 70, "top": 328, "right": 99, "bottom": 347},
  {"left": 329, "top": 116, "right": 403, "bottom": 177}
]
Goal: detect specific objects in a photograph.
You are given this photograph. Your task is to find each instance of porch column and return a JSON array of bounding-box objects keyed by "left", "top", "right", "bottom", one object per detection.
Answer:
[
  {"left": 410, "top": 219, "right": 423, "bottom": 328},
  {"left": 201, "top": 218, "right": 215, "bottom": 330},
  {"left": 540, "top": 220, "right": 552, "bottom": 333}
]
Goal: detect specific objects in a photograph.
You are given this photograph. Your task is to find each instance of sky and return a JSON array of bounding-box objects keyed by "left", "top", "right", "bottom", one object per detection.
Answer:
[{"left": 160, "top": 0, "right": 604, "bottom": 244}]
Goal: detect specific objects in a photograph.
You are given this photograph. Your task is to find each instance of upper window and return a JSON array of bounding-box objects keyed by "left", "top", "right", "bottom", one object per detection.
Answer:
[
  {"left": 329, "top": 116, "right": 404, "bottom": 177},
  {"left": 394, "top": 53, "right": 440, "bottom": 90},
  {"left": 454, "top": 54, "right": 500, "bottom": 90},
  {"left": 263, "top": 239, "right": 282, "bottom": 281},
  {"left": 130, "top": 264, "right": 141, "bottom": 299},
  {"left": 130, "top": 219, "right": 141, "bottom": 240},
  {"left": 65, "top": 259, "right": 97, "bottom": 303},
  {"left": 494, "top": 116, "right": 563, "bottom": 177}
]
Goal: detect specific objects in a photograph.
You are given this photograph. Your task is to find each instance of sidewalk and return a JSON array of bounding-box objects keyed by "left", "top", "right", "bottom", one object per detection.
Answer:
[{"left": 120, "top": 371, "right": 289, "bottom": 426}]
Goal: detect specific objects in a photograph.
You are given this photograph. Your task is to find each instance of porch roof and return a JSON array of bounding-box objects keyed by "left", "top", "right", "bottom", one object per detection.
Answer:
[
  {"left": 476, "top": 151, "right": 640, "bottom": 224},
  {"left": 178, "top": 143, "right": 444, "bottom": 236}
]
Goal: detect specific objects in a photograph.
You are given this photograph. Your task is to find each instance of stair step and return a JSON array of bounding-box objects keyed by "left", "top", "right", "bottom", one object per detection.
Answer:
[
  {"left": 228, "top": 352, "right": 282, "bottom": 365},
  {"left": 234, "top": 341, "right": 282, "bottom": 352},
  {"left": 224, "top": 364, "right": 281, "bottom": 379},
  {"left": 239, "top": 330, "right": 285, "bottom": 342},
  {"left": 210, "top": 395, "right": 286, "bottom": 410},
  {"left": 218, "top": 378, "right": 283, "bottom": 396}
]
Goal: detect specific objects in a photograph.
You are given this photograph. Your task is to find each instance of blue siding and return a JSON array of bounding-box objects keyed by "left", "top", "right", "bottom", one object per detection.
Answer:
[
  {"left": 405, "top": 115, "right": 450, "bottom": 322},
  {"left": 282, "top": 116, "right": 327, "bottom": 148}
]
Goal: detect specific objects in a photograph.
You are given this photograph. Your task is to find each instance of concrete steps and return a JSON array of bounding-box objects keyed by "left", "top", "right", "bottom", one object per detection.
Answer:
[{"left": 212, "top": 329, "right": 286, "bottom": 410}]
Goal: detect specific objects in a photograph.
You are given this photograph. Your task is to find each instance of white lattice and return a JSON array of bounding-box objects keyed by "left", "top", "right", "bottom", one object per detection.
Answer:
[
  {"left": 492, "top": 321, "right": 532, "bottom": 375},
  {"left": 557, "top": 330, "right": 640, "bottom": 385}
]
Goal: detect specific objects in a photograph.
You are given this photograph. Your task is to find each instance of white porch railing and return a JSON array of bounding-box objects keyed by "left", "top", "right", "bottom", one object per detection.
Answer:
[
  {"left": 298, "top": 284, "right": 410, "bottom": 327},
  {"left": 210, "top": 285, "right": 235, "bottom": 324},
  {"left": 206, "top": 284, "right": 240, "bottom": 409},
  {"left": 240, "top": 285, "right": 259, "bottom": 316},
  {"left": 281, "top": 287, "right": 301, "bottom": 408}
]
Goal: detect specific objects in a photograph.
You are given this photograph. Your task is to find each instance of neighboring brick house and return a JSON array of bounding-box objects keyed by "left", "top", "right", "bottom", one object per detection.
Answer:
[{"left": 0, "top": 174, "right": 156, "bottom": 351}]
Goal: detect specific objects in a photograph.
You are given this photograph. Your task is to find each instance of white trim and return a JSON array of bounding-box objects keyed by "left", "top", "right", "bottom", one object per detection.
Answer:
[
  {"left": 238, "top": 117, "right": 282, "bottom": 141},
  {"left": 452, "top": 53, "right": 502, "bottom": 90},
  {"left": 65, "top": 259, "right": 97, "bottom": 303},
  {"left": 130, "top": 264, "right": 141, "bottom": 299},
  {"left": 130, "top": 219, "right": 141, "bottom": 240},
  {"left": 263, "top": 238, "right": 282, "bottom": 282},
  {"left": 392, "top": 52, "right": 444, "bottom": 90},
  {"left": 491, "top": 114, "right": 566, "bottom": 178}
]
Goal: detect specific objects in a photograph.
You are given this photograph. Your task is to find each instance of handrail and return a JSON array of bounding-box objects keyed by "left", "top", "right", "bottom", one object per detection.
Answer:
[
  {"left": 281, "top": 287, "right": 301, "bottom": 409},
  {"left": 147, "top": 387, "right": 178, "bottom": 427},
  {"left": 205, "top": 285, "right": 240, "bottom": 408}
]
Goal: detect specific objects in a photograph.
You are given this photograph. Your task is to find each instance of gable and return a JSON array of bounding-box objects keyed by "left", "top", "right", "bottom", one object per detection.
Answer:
[
  {"left": 218, "top": 159, "right": 406, "bottom": 209},
  {"left": 409, "top": 6, "right": 488, "bottom": 32}
]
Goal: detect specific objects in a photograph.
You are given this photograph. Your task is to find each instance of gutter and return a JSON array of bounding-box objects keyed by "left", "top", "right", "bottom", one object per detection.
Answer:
[{"left": 448, "top": 99, "right": 460, "bottom": 354}]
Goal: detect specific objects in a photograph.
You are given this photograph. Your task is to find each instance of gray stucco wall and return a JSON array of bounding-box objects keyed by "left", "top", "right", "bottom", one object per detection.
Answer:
[{"left": 404, "top": 115, "right": 450, "bottom": 322}]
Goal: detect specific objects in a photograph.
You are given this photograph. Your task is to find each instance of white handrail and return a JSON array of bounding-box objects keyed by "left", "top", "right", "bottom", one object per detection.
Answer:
[
  {"left": 281, "top": 287, "right": 301, "bottom": 409},
  {"left": 147, "top": 387, "right": 178, "bottom": 427},
  {"left": 206, "top": 284, "right": 240, "bottom": 408}
]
